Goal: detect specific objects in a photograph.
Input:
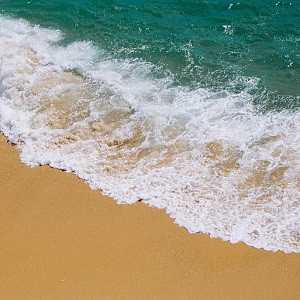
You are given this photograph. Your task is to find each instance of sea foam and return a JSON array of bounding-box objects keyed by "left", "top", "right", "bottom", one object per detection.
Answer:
[{"left": 1, "top": 16, "right": 300, "bottom": 252}]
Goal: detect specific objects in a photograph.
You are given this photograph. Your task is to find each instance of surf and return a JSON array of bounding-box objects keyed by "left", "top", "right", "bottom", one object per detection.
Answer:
[{"left": 1, "top": 16, "right": 300, "bottom": 253}]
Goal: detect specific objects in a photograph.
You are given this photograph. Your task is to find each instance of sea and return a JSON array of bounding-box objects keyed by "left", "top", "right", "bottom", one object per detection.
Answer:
[{"left": 0, "top": 0, "right": 299, "bottom": 253}]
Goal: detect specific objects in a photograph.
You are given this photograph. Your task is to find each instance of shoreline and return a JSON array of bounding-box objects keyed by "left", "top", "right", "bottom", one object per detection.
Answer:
[{"left": 1, "top": 133, "right": 300, "bottom": 299}]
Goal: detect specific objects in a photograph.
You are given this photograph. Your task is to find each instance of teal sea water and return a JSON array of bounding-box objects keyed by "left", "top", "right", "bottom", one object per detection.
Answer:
[{"left": 0, "top": 0, "right": 300, "bottom": 252}]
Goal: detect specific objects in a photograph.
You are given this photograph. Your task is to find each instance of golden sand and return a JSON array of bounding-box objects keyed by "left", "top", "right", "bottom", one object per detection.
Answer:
[{"left": 0, "top": 134, "right": 300, "bottom": 299}]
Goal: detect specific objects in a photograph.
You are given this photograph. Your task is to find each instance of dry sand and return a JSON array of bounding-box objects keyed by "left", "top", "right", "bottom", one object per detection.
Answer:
[{"left": 0, "top": 133, "right": 300, "bottom": 300}]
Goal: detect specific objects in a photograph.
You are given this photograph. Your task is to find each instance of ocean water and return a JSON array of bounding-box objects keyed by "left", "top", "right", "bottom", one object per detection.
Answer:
[{"left": 0, "top": 0, "right": 300, "bottom": 252}]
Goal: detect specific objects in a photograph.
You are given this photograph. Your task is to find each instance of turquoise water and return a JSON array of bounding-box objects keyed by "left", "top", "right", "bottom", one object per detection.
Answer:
[
  {"left": 0, "top": 1, "right": 300, "bottom": 252},
  {"left": 2, "top": 0, "right": 300, "bottom": 105}
]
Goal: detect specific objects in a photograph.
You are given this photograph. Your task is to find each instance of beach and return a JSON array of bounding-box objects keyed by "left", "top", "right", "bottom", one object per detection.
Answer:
[{"left": 0, "top": 133, "right": 300, "bottom": 299}]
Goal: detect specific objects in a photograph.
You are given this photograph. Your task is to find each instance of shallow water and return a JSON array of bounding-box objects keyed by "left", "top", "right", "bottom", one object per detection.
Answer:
[{"left": 0, "top": 1, "right": 300, "bottom": 252}]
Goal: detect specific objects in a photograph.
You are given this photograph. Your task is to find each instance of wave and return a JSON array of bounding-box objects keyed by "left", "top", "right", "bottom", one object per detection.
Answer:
[{"left": 1, "top": 16, "right": 300, "bottom": 253}]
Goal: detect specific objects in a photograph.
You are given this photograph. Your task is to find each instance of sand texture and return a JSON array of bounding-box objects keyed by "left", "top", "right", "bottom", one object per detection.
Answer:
[{"left": 0, "top": 134, "right": 300, "bottom": 300}]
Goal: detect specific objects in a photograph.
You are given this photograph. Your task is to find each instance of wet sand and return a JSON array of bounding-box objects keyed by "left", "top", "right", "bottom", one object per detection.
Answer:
[{"left": 0, "top": 133, "right": 300, "bottom": 300}]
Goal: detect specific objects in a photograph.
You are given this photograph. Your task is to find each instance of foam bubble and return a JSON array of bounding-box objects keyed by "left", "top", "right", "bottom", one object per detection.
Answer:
[{"left": 1, "top": 16, "right": 300, "bottom": 253}]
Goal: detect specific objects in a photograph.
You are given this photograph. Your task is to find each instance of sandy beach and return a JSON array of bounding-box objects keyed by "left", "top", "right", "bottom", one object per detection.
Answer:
[{"left": 0, "top": 133, "right": 300, "bottom": 300}]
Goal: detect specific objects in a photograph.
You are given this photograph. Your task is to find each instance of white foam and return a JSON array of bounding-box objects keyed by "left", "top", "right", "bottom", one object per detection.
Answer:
[{"left": 1, "top": 16, "right": 300, "bottom": 253}]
